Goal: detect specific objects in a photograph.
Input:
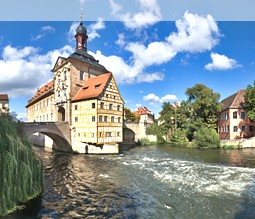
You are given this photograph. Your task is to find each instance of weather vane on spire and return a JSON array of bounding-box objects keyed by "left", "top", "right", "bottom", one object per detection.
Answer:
[{"left": 80, "top": 7, "right": 83, "bottom": 23}]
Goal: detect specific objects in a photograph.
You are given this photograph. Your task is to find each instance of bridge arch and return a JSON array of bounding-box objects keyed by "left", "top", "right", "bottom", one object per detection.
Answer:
[{"left": 19, "top": 122, "right": 72, "bottom": 152}]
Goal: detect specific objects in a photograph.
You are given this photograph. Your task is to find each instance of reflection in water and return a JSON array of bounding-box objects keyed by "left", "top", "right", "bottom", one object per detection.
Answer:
[{"left": 5, "top": 145, "right": 255, "bottom": 218}]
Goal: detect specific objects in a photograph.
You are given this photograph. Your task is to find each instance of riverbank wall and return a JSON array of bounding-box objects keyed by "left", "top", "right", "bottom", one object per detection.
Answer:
[{"left": 221, "top": 136, "right": 255, "bottom": 148}]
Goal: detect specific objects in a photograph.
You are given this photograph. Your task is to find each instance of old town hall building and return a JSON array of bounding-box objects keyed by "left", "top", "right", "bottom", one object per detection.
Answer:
[{"left": 26, "top": 21, "right": 124, "bottom": 153}]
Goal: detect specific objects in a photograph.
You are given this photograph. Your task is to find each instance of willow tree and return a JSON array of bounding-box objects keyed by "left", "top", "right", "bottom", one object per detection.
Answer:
[{"left": 0, "top": 115, "right": 43, "bottom": 216}]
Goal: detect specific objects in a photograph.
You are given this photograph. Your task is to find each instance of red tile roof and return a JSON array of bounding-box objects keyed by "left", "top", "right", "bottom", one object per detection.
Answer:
[
  {"left": 221, "top": 89, "right": 244, "bottom": 111},
  {"left": 26, "top": 81, "right": 54, "bottom": 107},
  {"left": 72, "top": 73, "right": 112, "bottom": 102},
  {"left": 0, "top": 94, "right": 8, "bottom": 101},
  {"left": 135, "top": 106, "right": 153, "bottom": 115}
]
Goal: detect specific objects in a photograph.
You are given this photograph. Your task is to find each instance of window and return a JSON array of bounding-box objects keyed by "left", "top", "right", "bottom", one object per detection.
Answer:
[
  {"left": 92, "top": 103, "right": 95, "bottom": 108},
  {"left": 111, "top": 116, "right": 115, "bottom": 123},
  {"left": 84, "top": 133, "right": 86, "bottom": 137},
  {"left": 95, "top": 84, "right": 101, "bottom": 89},
  {"left": 117, "top": 132, "right": 120, "bottom": 137},
  {"left": 64, "top": 71, "right": 67, "bottom": 80},
  {"left": 51, "top": 113, "right": 53, "bottom": 120},
  {"left": 58, "top": 91, "right": 60, "bottom": 97},
  {"left": 75, "top": 117, "right": 78, "bottom": 122},
  {"left": 117, "top": 105, "right": 120, "bottom": 111},
  {"left": 46, "top": 114, "right": 48, "bottom": 121},
  {"left": 118, "top": 117, "right": 121, "bottom": 123},
  {"left": 99, "top": 132, "right": 103, "bottom": 137},
  {"left": 110, "top": 85, "right": 113, "bottom": 89},
  {"left": 233, "top": 126, "right": 238, "bottom": 132},
  {"left": 99, "top": 116, "right": 103, "bottom": 122},
  {"left": 91, "top": 133, "right": 94, "bottom": 137},
  {"left": 74, "top": 105, "right": 78, "bottom": 110},
  {"left": 241, "top": 125, "right": 246, "bottom": 132},
  {"left": 106, "top": 132, "right": 111, "bottom": 137},
  {"left": 241, "top": 112, "right": 246, "bottom": 120},
  {"left": 250, "top": 126, "right": 254, "bottom": 132},
  {"left": 100, "top": 102, "right": 104, "bottom": 109},
  {"left": 92, "top": 116, "right": 96, "bottom": 122},
  {"left": 109, "top": 104, "right": 113, "bottom": 110},
  {"left": 78, "top": 133, "right": 80, "bottom": 137},
  {"left": 104, "top": 116, "right": 108, "bottom": 122},
  {"left": 80, "top": 71, "right": 84, "bottom": 80},
  {"left": 64, "top": 88, "right": 67, "bottom": 97},
  {"left": 233, "top": 111, "right": 237, "bottom": 119}
]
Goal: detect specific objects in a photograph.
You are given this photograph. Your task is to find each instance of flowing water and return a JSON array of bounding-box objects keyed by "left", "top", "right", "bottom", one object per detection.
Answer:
[{"left": 5, "top": 145, "right": 255, "bottom": 219}]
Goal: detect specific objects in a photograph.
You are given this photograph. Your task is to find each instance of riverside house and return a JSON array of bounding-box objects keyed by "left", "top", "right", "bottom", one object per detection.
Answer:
[{"left": 218, "top": 89, "right": 255, "bottom": 140}]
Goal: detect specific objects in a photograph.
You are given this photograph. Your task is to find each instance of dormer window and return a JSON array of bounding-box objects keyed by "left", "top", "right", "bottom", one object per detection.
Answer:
[
  {"left": 83, "top": 86, "right": 88, "bottom": 91},
  {"left": 95, "top": 84, "right": 101, "bottom": 89}
]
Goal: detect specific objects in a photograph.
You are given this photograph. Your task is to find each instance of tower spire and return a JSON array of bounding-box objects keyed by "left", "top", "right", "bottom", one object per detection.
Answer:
[{"left": 75, "top": 8, "right": 88, "bottom": 51}]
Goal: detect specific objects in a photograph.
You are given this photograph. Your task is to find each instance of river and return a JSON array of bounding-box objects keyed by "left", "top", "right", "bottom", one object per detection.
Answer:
[{"left": 4, "top": 145, "right": 255, "bottom": 219}]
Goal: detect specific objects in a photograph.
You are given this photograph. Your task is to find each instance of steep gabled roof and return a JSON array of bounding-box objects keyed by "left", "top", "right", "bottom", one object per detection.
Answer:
[
  {"left": 72, "top": 73, "right": 112, "bottom": 102},
  {"left": 26, "top": 81, "right": 54, "bottom": 107},
  {"left": 135, "top": 106, "right": 153, "bottom": 116},
  {"left": 220, "top": 89, "right": 244, "bottom": 111},
  {"left": 0, "top": 94, "right": 8, "bottom": 101}
]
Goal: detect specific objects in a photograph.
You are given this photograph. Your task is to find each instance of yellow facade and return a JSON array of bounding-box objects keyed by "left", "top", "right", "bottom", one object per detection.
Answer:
[{"left": 72, "top": 77, "right": 124, "bottom": 144}]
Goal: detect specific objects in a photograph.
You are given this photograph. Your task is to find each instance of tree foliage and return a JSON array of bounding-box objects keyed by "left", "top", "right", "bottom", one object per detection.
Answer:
[
  {"left": 146, "top": 123, "right": 165, "bottom": 144},
  {"left": 124, "top": 107, "right": 140, "bottom": 122},
  {"left": 193, "top": 126, "right": 220, "bottom": 148},
  {"left": 0, "top": 115, "right": 43, "bottom": 216},
  {"left": 244, "top": 81, "right": 255, "bottom": 121},
  {"left": 185, "top": 84, "right": 222, "bottom": 129}
]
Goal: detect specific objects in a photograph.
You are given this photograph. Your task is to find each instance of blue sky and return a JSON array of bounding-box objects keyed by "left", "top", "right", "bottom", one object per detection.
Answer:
[{"left": 1, "top": 0, "right": 255, "bottom": 120}]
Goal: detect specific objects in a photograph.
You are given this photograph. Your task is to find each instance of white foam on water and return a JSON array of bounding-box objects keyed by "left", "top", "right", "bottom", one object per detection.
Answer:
[{"left": 99, "top": 174, "right": 109, "bottom": 178}]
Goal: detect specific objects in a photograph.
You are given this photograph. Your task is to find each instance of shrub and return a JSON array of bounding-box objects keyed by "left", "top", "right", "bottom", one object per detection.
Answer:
[
  {"left": 170, "top": 128, "right": 189, "bottom": 145},
  {"left": 140, "top": 138, "right": 151, "bottom": 146},
  {"left": 193, "top": 126, "right": 220, "bottom": 148}
]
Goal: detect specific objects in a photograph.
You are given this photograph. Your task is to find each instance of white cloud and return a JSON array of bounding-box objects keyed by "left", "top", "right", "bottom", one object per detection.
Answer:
[
  {"left": 0, "top": 45, "right": 73, "bottom": 97},
  {"left": 143, "top": 93, "right": 160, "bottom": 102},
  {"left": 167, "top": 11, "right": 220, "bottom": 53},
  {"left": 110, "top": 0, "right": 162, "bottom": 29},
  {"left": 205, "top": 52, "right": 241, "bottom": 71},
  {"left": 31, "top": 25, "right": 55, "bottom": 41},
  {"left": 115, "top": 33, "right": 126, "bottom": 47},
  {"left": 89, "top": 50, "right": 164, "bottom": 84},
  {"left": 87, "top": 18, "right": 105, "bottom": 41},
  {"left": 143, "top": 93, "right": 178, "bottom": 104},
  {"left": 68, "top": 19, "right": 105, "bottom": 43},
  {"left": 136, "top": 103, "right": 142, "bottom": 107},
  {"left": 161, "top": 94, "right": 178, "bottom": 102}
]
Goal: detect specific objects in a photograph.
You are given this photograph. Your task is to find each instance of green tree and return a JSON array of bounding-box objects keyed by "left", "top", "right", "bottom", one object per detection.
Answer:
[
  {"left": 146, "top": 122, "right": 165, "bottom": 144},
  {"left": 159, "top": 102, "right": 175, "bottom": 141},
  {"left": 244, "top": 81, "right": 255, "bottom": 122},
  {"left": 193, "top": 126, "right": 220, "bottom": 148},
  {"left": 124, "top": 107, "right": 140, "bottom": 122},
  {"left": 185, "top": 84, "right": 222, "bottom": 129}
]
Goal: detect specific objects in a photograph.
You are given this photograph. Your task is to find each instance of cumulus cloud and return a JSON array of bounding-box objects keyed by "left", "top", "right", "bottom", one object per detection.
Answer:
[
  {"left": 103, "top": 11, "right": 220, "bottom": 84},
  {"left": 167, "top": 11, "right": 220, "bottom": 53},
  {"left": 143, "top": 93, "right": 177, "bottom": 104},
  {"left": 109, "top": 0, "right": 162, "bottom": 29},
  {"left": 31, "top": 25, "right": 55, "bottom": 41},
  {"left": 89, "top": 50, "right": 164, "bottom": 84},
  {"left": 0, "top": 45, "right": 73, "bottom": 97},
  {"left": 205, "top": 52, "right": 241, "bottom": 71}
]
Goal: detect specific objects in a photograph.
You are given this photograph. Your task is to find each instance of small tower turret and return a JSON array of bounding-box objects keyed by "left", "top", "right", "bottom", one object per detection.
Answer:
[{"left": 75, "top": 21, "right": 88, "bottom": 51}]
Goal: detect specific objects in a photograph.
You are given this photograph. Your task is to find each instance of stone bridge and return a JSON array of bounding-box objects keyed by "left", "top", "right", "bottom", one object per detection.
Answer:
[
  {"left": 18, "top": 121, "right": 151, "bottom": 152},
  {"left": 18, "top": 122, "right": 72, "bottom": 151}
]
